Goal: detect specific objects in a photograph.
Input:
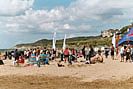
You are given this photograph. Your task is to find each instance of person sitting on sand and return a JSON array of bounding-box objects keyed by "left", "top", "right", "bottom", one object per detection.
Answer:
[
  {"left": 19, "top": 54, "right": 25, "bottom": 64},
  {"left": 86, "top": 45, "right": 95, "bottom": 64},
  {"left": 89, "top": 53, "right": 103, "bottom": 64},
  {"left": 57, "top": 60, "right": 64, "bottom": 67},
  {"left": 96, "top": 53, "right": 103, "bottom": 63},
  {"left": 90, "top": 56, "right": 96, "bottom": 64},
  {"left": 98, "top": 48, "right": 102, "bottom": 55}
]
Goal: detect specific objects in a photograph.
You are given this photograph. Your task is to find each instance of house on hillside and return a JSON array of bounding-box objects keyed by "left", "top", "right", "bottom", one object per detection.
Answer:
[{"left": 101, "top": 29, "right": 120, "bottom": 38}]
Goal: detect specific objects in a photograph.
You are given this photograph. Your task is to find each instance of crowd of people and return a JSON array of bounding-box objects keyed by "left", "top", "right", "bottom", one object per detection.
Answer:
[
  {"left": 1, "top": 44, "right": 132, "bottom": 67},
  {"left": 120, "top": 45, "right": 133, "bottom": 62}
]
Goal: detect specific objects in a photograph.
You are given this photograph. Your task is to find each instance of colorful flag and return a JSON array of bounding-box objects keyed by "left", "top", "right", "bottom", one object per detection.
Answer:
[{"left": 116, "top": 35, "right": 119, "bottom": 55}]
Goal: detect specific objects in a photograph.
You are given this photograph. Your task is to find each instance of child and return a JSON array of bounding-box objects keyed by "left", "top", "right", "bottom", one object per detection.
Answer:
[{"left": 57, "top": 60, "right": 64, "bottom": 67}]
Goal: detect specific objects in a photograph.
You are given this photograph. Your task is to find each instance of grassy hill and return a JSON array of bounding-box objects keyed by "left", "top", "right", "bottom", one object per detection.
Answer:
[
  {"left": 15, "top": 35, "right": 112, "bottom": 48},
  {"left": 14, "top": 25, "right": 131, "bottom": 49}
]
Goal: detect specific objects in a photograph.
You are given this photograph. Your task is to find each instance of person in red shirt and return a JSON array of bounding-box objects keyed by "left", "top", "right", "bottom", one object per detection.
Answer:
[
  {"left": 71, "top": 48, "right": 76, "bottom": 62},
  {"left": 19, "top": 55, "right": 24, "bottom": 64},
  {"left": 64, "top": 48, "right": 69, "bottom": 63}
]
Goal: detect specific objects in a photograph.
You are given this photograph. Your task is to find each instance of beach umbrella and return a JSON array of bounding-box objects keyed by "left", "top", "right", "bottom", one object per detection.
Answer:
[
  {"left": 63, "top": 34, "right": 66, "bottom": 51},
  {"left": 52, "top": 32, "right": 56, "bottom": 51}
]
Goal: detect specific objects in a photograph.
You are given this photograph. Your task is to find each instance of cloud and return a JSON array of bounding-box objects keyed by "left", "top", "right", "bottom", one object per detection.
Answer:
[
  {"left": 1, "top": 0, "right": 133, "bottom": 36},
  {"left": 64, "top": 24, "right": 70, "bottom": 29},
  {"left": 0, "top": 0, "right": 34, "bottom": 16},
  {"left": 1, "top": 0, "right": 133, "bottom": 48}
]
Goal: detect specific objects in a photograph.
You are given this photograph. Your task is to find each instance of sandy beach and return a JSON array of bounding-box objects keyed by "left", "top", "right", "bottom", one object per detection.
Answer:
[{"left": 0, "top": 55, "right": 133, "bottom": 89}]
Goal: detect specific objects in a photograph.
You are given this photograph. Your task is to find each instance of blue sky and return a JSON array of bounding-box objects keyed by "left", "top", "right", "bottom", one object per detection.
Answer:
[
  {"left": 0, "top": 0, "right": 133, "bottom": 48},
  {"left": 33, "top": 0, "right": 76, "bottom": 10}
]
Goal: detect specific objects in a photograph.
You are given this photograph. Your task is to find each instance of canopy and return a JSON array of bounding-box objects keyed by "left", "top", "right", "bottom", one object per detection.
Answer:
[{"left": 119, "top": 27, "right": 133, "bottom": 45}]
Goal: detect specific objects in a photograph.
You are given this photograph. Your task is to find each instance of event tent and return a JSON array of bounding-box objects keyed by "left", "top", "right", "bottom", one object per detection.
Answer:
[{"left": 119, "top": 27, "right": 133, "bottom": 45}]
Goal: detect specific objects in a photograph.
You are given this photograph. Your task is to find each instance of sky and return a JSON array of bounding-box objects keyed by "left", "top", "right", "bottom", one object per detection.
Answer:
[{"left": 0, "top": 0, "right": 133, "bottom": 49}]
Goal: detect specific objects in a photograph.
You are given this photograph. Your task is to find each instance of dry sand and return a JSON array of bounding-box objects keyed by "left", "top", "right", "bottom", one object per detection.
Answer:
[{"left": 1, "top": 55, "right": 133, "bottom": 89}]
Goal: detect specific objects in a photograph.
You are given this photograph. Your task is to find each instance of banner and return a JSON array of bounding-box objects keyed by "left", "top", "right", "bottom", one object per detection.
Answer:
[
  {"left": 116, "top": 35, "right": 119, "bottom": 55},
  {"left": 52, "top": 32, "right": 56, "bottom": 51},
  {"left": 112, "top": 33, "right": 116, "bottom": 48},
  {"left": 63, "top": 34, "right": 66, "bottom": 51}
]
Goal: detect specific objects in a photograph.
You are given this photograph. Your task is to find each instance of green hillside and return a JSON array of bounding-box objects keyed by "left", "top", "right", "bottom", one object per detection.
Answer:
[
  {"left": 15, "top": 36, "right": 111, "bottom": 48},
  {"left": 14, "top": 25, "right": 130, "bottom": 48}
]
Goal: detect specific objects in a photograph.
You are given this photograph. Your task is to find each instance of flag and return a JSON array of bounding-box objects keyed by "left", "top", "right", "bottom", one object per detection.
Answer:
[
  {"left": 53, "top": 32, "right": 56, "bottom": 51},
  {"left": 112, "top": 33, "right": 116, "bottom": 48},
  {"left": 116, "top": 35, "right": 119, "bottom": 55},
  {"left": 63, "top": 34, "right": 66, "bottom": 51}
]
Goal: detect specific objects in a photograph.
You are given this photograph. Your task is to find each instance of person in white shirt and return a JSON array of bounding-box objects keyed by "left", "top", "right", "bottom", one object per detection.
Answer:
[
  {"left": 120, "top": 45, "right": 125, "bottom": 62},
  {"left": 131, "top": 45, "right": 133, "bottom": 62}
]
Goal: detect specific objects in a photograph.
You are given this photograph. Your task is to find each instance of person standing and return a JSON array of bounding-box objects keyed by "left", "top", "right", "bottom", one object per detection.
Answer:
[
  {"left": 110, "top": 44, "right": 115, "bottom": 60},
  {"left": 64, "top": 48, "right": 69, "bottom": 63},
  {"left": 120, "top": 45, "right": 125, "bottom": 62},
  {"left": 36, "top": 47, "right": 40, "bottom": 57},
  {"left": 0, "top": 52, "right": 4, "bottom": 65},
  {"left": 131, "top": 45, "right": 133, "bottom": 62},
  {"left": 85, "top": 46, "right": 89, "bottom": 61},
  {"left": 82, "top": 46, "right": 86, "bottom": 59},
  {"left": 13, "top": 49, "right": 19, "bottom": 66},
  {"left": 88, "top": 45, "right": 95, "bottom": 64},
  {"left": 105, "top": 48, "right": 109, "bottom": 58},
  {"left": 126, "top": 45, "right": 131, "bottom": 62},
  {"left": 60, "top": 50, "right": 64, "bottom": 61},
  {"left": 14, "top": 49, "right": 19, "bottom": 61}
]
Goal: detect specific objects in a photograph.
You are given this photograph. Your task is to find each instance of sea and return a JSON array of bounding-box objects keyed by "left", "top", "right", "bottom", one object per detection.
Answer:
[{"left": 0, "top": 49, "right": 9, "bottom": 51}]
